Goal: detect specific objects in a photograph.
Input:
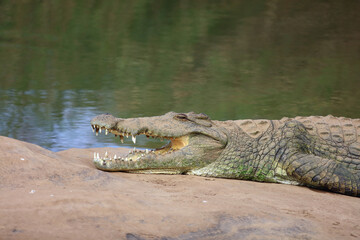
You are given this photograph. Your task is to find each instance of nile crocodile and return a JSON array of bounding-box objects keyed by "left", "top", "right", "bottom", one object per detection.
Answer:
[{"left": 91, "top": 112, "right": 360, "bottom": 197}]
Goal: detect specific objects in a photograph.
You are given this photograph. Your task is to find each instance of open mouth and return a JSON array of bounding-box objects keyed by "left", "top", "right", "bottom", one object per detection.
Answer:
[{"left": 91, "top": 124, "right": 189, "bottom": 163}]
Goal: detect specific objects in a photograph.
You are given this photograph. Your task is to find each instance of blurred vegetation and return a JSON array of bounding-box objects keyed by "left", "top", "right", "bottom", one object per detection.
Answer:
[{"left": 0, "top": 0, "right": 360, "bottom": 150}]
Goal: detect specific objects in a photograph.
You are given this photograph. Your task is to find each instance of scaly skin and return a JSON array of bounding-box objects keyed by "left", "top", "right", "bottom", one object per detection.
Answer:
[{"left": 91, "top": 112, "right": 360, "bottom": 197}]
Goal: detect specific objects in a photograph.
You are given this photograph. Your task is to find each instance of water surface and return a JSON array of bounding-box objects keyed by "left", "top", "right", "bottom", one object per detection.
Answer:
[{"left": 0, "top": 1, "right": 359, "bottom": 151}]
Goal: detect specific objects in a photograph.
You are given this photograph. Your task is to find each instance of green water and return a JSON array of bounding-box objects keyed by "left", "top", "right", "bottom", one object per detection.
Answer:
[{"left": 0, "top": 1, "right": 359, "bottom": 151}]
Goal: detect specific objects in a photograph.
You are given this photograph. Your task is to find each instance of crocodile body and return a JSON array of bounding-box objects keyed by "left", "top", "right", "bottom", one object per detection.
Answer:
[{"left": 91, "top": 112, "right": 360, "bottom": 197}]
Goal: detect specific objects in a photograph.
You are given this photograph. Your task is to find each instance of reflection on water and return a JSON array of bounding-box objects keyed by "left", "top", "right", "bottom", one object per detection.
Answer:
[
  {"left": 0, "top": 90, "right": 166, "bottom": 151},
  {"left": 0, "top": 1, "right": 359, "bottom": 151}
]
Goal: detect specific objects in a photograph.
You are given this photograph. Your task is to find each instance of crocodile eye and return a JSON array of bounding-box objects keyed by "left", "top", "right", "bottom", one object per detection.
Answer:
[{"left": 174, "top": 114, "right": 189, "bottom": 121}]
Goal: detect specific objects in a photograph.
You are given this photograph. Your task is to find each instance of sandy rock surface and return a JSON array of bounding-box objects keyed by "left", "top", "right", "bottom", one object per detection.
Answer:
[{"left": 0, "top": 136, "right": 359, "bottom": 239}]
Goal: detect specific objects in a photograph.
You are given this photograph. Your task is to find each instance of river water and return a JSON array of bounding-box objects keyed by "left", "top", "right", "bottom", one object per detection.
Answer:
[{"left": 0, "top": 1, "right": 359, "bottom": 151}]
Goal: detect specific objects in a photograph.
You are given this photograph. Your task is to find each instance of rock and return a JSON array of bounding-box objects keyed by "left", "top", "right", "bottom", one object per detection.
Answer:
[{"left": 0, "top": 136, "right": 359, "bottom": 239}]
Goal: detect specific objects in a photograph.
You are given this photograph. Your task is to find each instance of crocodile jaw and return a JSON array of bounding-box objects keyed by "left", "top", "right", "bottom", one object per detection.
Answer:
[{"left": 91, "top": 123, "right": 223, "bottom": 173}]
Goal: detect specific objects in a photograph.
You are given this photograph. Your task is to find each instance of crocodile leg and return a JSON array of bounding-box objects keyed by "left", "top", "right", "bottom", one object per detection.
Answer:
[{"left": 286, "top": 153, "right": 359, "bottom": 196}]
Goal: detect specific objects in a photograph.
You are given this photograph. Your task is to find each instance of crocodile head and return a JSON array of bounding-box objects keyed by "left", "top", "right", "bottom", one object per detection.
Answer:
[{"left": 90, "top": 112, "right": 228, "bottom": 174}]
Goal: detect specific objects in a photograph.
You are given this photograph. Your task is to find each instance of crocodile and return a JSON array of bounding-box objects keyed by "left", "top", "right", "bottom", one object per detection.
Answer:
[{"left": 90, "top": 112, "right": 360, "bottom": 197}]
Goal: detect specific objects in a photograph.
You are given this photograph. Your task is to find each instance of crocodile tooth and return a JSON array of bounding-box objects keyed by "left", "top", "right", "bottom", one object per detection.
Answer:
[
  {"left": 105, "top": 129, "right": 108, "bottom": 135},
  {"left": 146, "top": 149, "right": 149, "bottom": 154},
  {"left": 114, "top": 154, "right": 117, "bottom": 159},
  {"left": 132, "top": 135, "right": 136, "bottom": 144},
  {"left": 94, "top": 152, "right": 96, "bottom": 159},
  {"left": 105, "top": 151, "right": 108, "bottom": 158},
  {"left": 99, "top": 128, "right": 102, "bottom": 133},
  {"left": 97, "top": 153, "right": 100, "bottom": 159},
  {"left": 120, "top": 135, "right": 124, "bottom": 143}
]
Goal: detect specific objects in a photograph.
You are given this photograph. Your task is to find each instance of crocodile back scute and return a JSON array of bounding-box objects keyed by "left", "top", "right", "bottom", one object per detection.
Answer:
[
  {"left": 284, "top": 115, "right": 360, "bottom": 145},
  {"left": 233, "top": 115, "right": 360, "bottom": 145},
  {"left": 233, "top": 119, "right": 272, "bottom": 139}
]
